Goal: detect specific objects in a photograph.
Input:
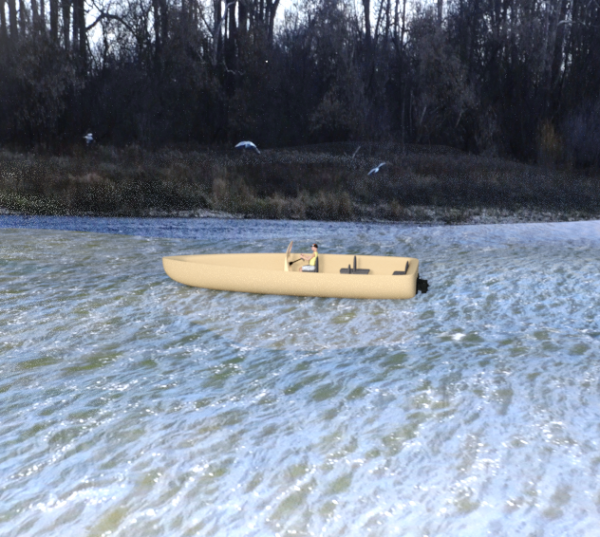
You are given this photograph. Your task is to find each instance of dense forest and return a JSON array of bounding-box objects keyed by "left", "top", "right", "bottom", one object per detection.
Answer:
[{"left": 0, "top": 0, "right": 599, "bottom": 167}]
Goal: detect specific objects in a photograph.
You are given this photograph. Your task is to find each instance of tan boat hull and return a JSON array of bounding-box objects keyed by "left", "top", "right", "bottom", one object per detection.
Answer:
[{"left": 163, "top": 253, "right": 420, "bottom": 299}]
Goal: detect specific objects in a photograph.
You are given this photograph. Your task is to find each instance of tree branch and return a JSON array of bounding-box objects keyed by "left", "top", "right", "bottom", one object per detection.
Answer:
[{"left": 86, "top": 11, "right": 135, "bottom": 34}]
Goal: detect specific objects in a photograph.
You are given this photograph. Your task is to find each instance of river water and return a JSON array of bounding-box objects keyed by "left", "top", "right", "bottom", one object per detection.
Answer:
[{"left": 1, "top": 215, "right": 600, "bottom": 537}]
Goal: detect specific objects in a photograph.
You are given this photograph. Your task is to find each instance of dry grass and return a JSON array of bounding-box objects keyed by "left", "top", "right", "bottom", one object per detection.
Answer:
[{"left": 1, "top": 143, "right": 599, "bottom": 222}]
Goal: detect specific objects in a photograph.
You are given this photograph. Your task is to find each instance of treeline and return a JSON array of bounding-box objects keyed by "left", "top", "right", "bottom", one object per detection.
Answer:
[{"left": 1, "top": 0, "right": 599, "bottom": 167}]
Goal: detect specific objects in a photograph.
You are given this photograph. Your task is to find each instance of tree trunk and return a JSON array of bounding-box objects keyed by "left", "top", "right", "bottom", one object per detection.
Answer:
[
  {"left": 227, "top": 1, "right": 236, "bottom": 43},
  {"left": 40, "top": 0, "right": 46, "bottom": 33},
  {"left": 400, "top": 0, "right": 407, "bottom": 49},
  {"left": 266, "top": 0, "right": 280, "bottom": 44},
  {"left": 0, "top": 0, "right": 7, "bottom": 42},
  {"left": 362, "top": 0, "right": 372, "bottom": 49},
  {"left": 7, "top": 0, "right": 17, "bottom": 40},
  {"left": 71, "top": 0, "right": 86, "bottom": 71},
  {"left": 19, "top": 0, "right": 28, "bottom": 35},
  {"left": 549, "top": 0, "right": 569, "bottom": 109},
  {"left": 383, "top": 0, "right": 391, "bottom": 42},
  {"left": 238, "top": 0, "right": 247, "bottom": 36},
  {"left": 153, "top": 0, "right": 162, "bottom": 57},
  {"left": 31, "top": 0, "right": 39, "bottom": 33},
  {"left": 77, "top": 0, "right": 86, "bottom": 70},
  {"left": 158, "top": 0, "right": 168, "bottom": 47},
  {"left": 466, "top": 0, "right": 480, "bottom": 78},
  {"left": 180, "top": 0, "right": 189, "bottom": 47},
  {"left": 62, "top": 0, "right": 70, "bottom": 49},
  {"left": 72, "top": 0, "right": 79, "bottom": 51},
  {"left": 212, "top": 0, "right": 222, "bottom": 65},
  {"left": 226, "top": 0, "right": 236, "bottom": 66},
  {"left": 539, "top": 0, "right": 566, "bottom": 115}
]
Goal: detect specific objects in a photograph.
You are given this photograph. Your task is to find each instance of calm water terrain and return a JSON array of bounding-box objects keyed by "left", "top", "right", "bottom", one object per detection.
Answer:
[{"left": 1, "top": 215, "right": 600, "bottom": 537}]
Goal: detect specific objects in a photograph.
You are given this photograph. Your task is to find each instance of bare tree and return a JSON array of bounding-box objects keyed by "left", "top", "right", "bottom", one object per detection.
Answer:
[
  {"left": 19, "top": 0, "right": 29, "bottom": 35},
  {"left": 62, "top": 0, "right": 70, "bottom": 48},
  {"left": 0, "top": 0, "right": 8, "bottom": 41},
  {"left": 49, "top": 0, "right": 59, "bottom": 41},
  {"left": 8, "top": 0, "right": 18, "bottom": 39}
]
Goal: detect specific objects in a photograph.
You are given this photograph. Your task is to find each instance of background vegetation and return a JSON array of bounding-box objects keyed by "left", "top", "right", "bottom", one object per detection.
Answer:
[
  {"left": 1, "top": 0, "right": 599, "bottom": 165},
  {"left": 1, "top": 0, "right": 599, "bottom": 220},
  {"left": 2, "top": 143, "right": 599, "bottom": 222}
]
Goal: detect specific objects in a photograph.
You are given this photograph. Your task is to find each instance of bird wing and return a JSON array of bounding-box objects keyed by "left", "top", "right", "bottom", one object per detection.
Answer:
[
  {"left": 368, "top": 168, "right": 376, "bottom": 175},
  {"left": 236, "top": 141, "right": 259, "bottom": 150},
  {"left": 378, "top": 162, "right": 386, "bottom": 168}
]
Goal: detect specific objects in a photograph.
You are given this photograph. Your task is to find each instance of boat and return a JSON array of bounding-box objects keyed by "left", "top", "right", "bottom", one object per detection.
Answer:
[{"left": 162, "top": 242, "right": 428, "bottom": 299}]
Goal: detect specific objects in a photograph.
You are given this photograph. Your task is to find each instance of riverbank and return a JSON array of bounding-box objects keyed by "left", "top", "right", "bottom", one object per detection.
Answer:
[{"left": 1, "top": 143, "right": 599, "bottom": 224}]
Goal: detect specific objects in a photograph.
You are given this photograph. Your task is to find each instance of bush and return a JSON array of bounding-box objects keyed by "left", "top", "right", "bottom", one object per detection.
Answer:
[{"left": 1, "top": 143, "right": 600, "bottom": 221}]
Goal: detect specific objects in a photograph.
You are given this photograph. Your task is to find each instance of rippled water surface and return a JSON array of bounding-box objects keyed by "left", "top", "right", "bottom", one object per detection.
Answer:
[{"left": 2, "top": 215, "right": 600, "bottom": 537}]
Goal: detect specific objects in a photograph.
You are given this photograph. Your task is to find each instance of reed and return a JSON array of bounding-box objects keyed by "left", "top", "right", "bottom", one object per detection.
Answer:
[{"left": 0, "top": 144, "right": 599, "bottom": 222}]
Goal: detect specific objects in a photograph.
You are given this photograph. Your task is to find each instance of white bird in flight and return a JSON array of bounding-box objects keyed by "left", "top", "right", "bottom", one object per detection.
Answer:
[
  {"left": 368, "top": 162, "right": 386, "bottom": 175},
  {"left": 235, "top": 141, "right": 260, "bottom": 154},
  {"left": 83, "top": 133, "right": 93, "bottom": 145}
]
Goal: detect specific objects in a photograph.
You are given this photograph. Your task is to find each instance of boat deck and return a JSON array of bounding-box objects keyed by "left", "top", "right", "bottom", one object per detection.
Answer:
[{"left": 167, "top": 253, "right": 416, "bottom": 277}]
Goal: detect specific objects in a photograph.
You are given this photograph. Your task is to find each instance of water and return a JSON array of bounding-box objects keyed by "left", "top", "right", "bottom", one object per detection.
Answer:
[{"left": 1, "top": 215, "right": 600, "bottom": 537}]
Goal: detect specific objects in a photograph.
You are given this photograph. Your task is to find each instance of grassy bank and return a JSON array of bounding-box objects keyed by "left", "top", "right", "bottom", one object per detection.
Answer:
[{"left": 1, "top": 143, "right": 599, "bottom": 223}]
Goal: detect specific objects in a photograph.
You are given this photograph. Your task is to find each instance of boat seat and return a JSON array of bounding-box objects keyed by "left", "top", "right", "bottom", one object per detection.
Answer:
[
  {"left": 301, "top": 256, "right": 319, "bottom": 273},
  {"left": 340, "top": 256, "right": 370, "bottom": 274},
  {"left": 393, "top": 261, "right": 410, "bottom": 275},
  {"left": 340, "top": 267, "right": 370, "bottom": 274}
]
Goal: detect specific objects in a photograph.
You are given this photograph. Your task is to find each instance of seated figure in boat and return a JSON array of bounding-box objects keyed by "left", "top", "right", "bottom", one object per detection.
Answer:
[{"left": 299, "top": 244, "right": 318, "bottom": 272}]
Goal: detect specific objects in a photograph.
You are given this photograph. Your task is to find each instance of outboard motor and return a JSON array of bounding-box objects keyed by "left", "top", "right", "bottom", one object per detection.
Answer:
[{"left": 417, "top": 276, "right": 429, "bottom": 294}]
